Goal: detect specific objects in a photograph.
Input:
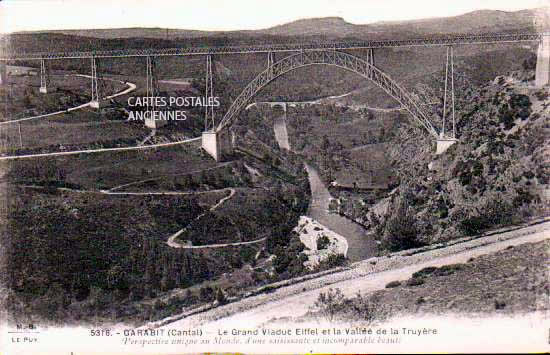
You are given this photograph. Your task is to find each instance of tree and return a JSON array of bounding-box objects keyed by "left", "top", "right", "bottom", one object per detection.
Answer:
[
  {"left": 199, "top": 286, "right": 214, "bottom": 302},
  {"left": 106, "top": 265, "right": 127, "bottom": 290},
  {"left": 215, "top": 288, "right": 227, "bottom": 305},
  {"left": 382, "top": 208, "right": 424, "bottom": 252}
]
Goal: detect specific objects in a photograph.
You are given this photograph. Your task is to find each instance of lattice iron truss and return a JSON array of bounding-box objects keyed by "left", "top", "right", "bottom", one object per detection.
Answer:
[
  {"left": 146, "top": 55, "right": 158, "bottom": 99},
  {"left": 366, "top": 48, "right": 375, "bottom": 66},
  {"left": 1, "top": 33, "right": 542, "bottom": 60},
  {"left": 216, "top": 50, "right": 439, "bottom": 138},
  {"left": 442, "top": 46, "right": 456, "bottom": 139},
  {"left": 39, "top": 58, "right": 49, "bottom": 91},
  {"left": 91, "top": 57, "right": 100, "bottom": 103},
  {"left": 204, "top": 55, "right": 215, "bottom": 131}
]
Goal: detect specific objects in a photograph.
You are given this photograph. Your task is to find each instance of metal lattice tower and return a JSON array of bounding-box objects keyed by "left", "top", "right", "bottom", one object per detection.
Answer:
[
  {"left": 39, "top": 58, "right": 49, "bottom": 93},
  {"left": 91, "top": 57, "right": 100, "bottom": 103},
  {"left": 146, "top": 56, "right": 158, "bottom": 100},
  {"left": 366, "top": 48, "right": 375, "bottom": 66},
  {"left": 442, "top": 46, "right": 456, "bottom": 139},
  {"left": 267, "top": 51, "right": 275, "bottom": 74},
  {"left": 204, "top": 55, "right": 215, "bottom": 131}
]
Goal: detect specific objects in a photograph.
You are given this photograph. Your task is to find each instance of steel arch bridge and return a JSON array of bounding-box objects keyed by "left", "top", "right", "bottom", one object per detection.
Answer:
[{"left": 216, "top": 49, "right": 439, "bottom": 138}]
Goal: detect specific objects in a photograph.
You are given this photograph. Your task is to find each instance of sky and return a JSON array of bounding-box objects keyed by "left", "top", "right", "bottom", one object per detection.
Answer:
[{"left": 0, "top": 0, "right": 549, "bottom": 34}]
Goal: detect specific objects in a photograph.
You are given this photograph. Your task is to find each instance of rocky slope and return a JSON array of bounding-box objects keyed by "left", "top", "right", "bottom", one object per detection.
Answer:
[{"left": 369, "top": 69, "right": 549, "bottom": 252}]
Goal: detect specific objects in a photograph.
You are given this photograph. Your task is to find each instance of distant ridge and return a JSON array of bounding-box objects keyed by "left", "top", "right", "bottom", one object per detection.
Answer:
[
  {"left": 256, "top": 16, "right": 370, "bottom": 37},
  {"left": 11, "top": 7, "right": 541, "bottom": 40}
]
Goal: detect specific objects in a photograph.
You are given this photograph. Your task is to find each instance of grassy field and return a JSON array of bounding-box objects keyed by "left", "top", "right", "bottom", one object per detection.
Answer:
[
  {"left": 334, "top": 143, "right": 394, "bottom": 188},
  {"left": 0, "top": 73, "right": 125, "bottom": 120},
  {"left": 5, "top": 141, "right": 216, "bottom": 189},
  {"left": 1, "top": 120, "right": 148, "bottom": 151}
]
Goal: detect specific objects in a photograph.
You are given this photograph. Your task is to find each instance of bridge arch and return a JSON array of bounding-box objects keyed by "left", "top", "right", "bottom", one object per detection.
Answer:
[{"left": 216, "top": 50, "right": 439, "bottom": 138}]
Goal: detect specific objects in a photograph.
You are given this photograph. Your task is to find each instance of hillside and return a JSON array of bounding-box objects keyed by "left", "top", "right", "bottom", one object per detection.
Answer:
[
  {"left": 2, "top": 105, "right": 313, "bottom": 325},
  {"left": 257, "top": 17, "right": 369, "bottom": 37},
  {"left": 369, "top": 8, "right": 537, "bottom": 35},
  {"left": 367, "top": 69, "right": 549, "bottom": 252},
  {"left": 6, "top": 7, "right": 541, "bottom": 46},
  {"left": 309, "top": 239, "right": 549, "bottom": 323}
]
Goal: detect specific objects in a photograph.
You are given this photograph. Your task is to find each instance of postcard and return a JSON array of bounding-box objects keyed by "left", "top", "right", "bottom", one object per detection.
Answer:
[{"left": 0, "top": 0, "right": 548, "bottom": 353}]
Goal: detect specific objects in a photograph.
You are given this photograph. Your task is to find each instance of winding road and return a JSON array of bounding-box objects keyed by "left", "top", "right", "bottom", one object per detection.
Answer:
[
  {"left": 165, "top": 187, "right": 254, "bottom": 249},
  {"left": 160, "top": 219, "right": 550, "bottom": 329},
  {"left": 0, "top": 136, "right": 201, "bottom": 160},
  {"left": 0, "top": 74, "right": 136, "bottom": 125},
  {"left": 0, "top": 73, "right": 203, "bottom": 160},
  {"left": 107, "top": 162, "right": 232, "bottom": 192}
]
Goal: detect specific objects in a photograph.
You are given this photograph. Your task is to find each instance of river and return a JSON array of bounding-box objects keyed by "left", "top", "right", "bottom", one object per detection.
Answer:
[{"left": 272, "top": 113, "right": 377, "bottom": 261}]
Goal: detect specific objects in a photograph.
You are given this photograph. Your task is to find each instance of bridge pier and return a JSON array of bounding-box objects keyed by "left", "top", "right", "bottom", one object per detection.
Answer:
[
  {"left": 90, "top": 100, "right": 105, "bottom": 109},
  {"left": 269, "top": 102, "right": 287, "bottom": 112},
  {"left": 90, "top": 57, "right": 106, "bottom": 109},
  {"left": 202, "top": 129, "right": 233, "bottom": 162},
  {"left": 535, "top": 34, "right": 550, "bottom": 87},
  {"left": 436, "top": 137, "right": 458, "bottom": 155}
]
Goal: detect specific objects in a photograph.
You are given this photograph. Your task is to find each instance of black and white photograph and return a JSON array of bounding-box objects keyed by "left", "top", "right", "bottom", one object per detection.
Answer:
[{"left": 0, "top": 0, "right": 548, "bottom": 353}]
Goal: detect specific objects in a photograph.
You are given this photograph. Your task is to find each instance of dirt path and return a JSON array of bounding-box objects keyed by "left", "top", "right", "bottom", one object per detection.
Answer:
[
  {"left": 107, "top": 161, "right": 232, "bottom": 192},
  {"left": 18, "top": 183, "right": 247, "bottom": 250},
  {"left": 0, "top": 136, "right": 201, "bottom": 160},
  {"left": 160, "top": 219, "right": 550, "bottom": 329},
  {"left": 0, "top": 74, "right": 200, "bottom": 161},
  {"left": 138, "top": 128, "right": 156, "bottom": 146},
  {"left": 19, "top": 184, "right": 234, "bottom": 198},
  {"left": 167, "top": 236, "right": 267, "bottom": 250},
  {"left": 166, "top": 188, "right": 237, "bottom": 249}
]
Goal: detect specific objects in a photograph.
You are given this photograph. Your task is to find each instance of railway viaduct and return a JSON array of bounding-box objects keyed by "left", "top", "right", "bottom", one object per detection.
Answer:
[{"left": 0, "top": 32, "right": 549, "bottom": 161}]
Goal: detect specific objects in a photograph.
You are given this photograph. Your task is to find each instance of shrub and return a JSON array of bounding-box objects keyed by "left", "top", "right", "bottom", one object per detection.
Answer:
[
  {"left": 215, "top": 288, "right": 227, "bottom": 305},
  {"left": 522, "top": 54, "right": 537, "bottom": 70},
  {"left": 406, "top": 277, "right": 425, "bottom": 287},
  {"left": 347, "top": 292, "right": 390, "bottom": 324},
  {"left": 412, "top": 266, "right": 438, "bottom": 278},
  {"left": 199, "top": 286, "right": 214, "bottom": 302},
  {"left": 534, "top": 90, "right": 549, "bottom": 101},
  {"left": 522, "top": 171, "right": 535, "bottom": 180},
  {"left": 316, "top": 254, "right": 347, "bottom": 271},
  {"left": 385, "top": 280, "right": 402, "bottom": 288},
  {"left": 435, "top": 264, "right": 464, "bottom": 276},
  {"left": 311, "top": 288, "right": 346, "bottom": 321},
  {"left": 458, "top": 199, "right": 515, "bottom": 236},
  {"left": 498, "top": 106, "right": 515, "bottom": 130},
  {"left": 316, "top": 235, "right": 331, "bottom": 250}
]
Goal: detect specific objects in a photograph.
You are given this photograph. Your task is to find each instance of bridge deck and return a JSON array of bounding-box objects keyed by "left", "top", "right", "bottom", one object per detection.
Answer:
[{"left": 1, "top": 33, "right": 543, "bottom": 61}]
